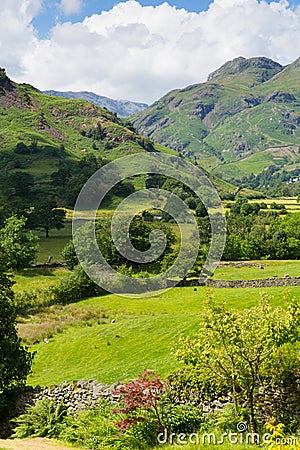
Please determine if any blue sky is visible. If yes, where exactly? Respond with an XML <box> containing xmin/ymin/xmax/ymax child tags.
<box><xmin>32</xmin><ymin>0</ymin><xmax>300</xmax><ymax>38</ymax></box>
<box><xmin>33</xmin><ymin>1</ymin><xmax>214</xmax><ymax>38</ymax></box>
<box><xmin>2</xmin><ymin>0</ymin><xmax>300</xmax><ymax>102</ymax></box>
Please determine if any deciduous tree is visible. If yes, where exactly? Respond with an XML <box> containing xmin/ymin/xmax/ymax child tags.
<box><xmin>0</xmin><ymin>215</ymin><xmax>38</xmax><ymax>269</ymax></box>
<box><xmin>174</xmin><ymin>295</ymin><xmax>300</xmax><ymax>434</ymax></box>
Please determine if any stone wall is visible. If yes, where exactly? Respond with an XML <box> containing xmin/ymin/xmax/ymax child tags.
<box><xmin>0</xmin><ymin>380</ymin><xmax>121</xmax><ymax>438</ymax></box>
<box><xmin>2</xmin><ymin>378</ymin><xmax>299</xmax><ymax>438</ymax></box>
<box><xmin>16</xmin><ymin>380</ymin><xmax>121</xmax><ymax>415</ymax></box>
<box><xmin>177</xmin><ymin>277</ymin><xmax>300</xmax><ymax>288</ymax></box>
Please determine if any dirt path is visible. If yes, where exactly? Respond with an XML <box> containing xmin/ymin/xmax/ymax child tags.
<box><xmin>0</xmin><ymin>438</ymin><xmax>79</xmax><ymax>450</ymax></box>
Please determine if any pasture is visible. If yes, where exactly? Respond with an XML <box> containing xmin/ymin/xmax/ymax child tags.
<box><xmin>24</xmin><ymin>282</ymin><xmax>299</xmax><ymax>387</ymax></box>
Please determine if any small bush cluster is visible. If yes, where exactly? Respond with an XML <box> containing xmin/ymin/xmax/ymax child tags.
<box><xmin>14</xmin><ymin>265</ymin><xmax>105</xmax><ymax>314</ymax></box>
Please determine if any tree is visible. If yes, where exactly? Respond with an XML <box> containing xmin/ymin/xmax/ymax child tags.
<box><xmin>61</xmin><ymin>240</ymin><xmax>78</xmax><ymax>270</ymax></box>
<box><xmin>72</xmin><ymin>215</ymin><xmax>176</xmax><ymax>272</ymax></box>
<box><xmin>0</xmin><ymin>215</ymin><xmax>38</xmax><ymax>269</ymax></box>
<box><xmin>0</xmin><ymin>264</ymin><xmax>34</xmax><ymax>394</ymax></box>
<box><xmin>174</xmin><ymin>295</ymin><xmax>300</xmax><ymax>434</ymax></box>
<box><xmin>8</xmin><ymin>172</ymin><xmax>34</xmax><ymax>197</ymax></box>
<box><xmin>28</xmin><ymin>200</ymin><xmax>66</xmax><ymax>237</ymax></box>
<box><xmin>112</xmin><ymin>371</ymin><xmax>165</xmax><ymax>434</ymax></box>
<box><xmin>50</xmin><ymin>168</ymin><xmax>71</xmax><ymax>188</ymax></box>
<box><xmin>195</xmin><ymin>202</ymin><xmax>208</xmax><ymax>217</ymax></box>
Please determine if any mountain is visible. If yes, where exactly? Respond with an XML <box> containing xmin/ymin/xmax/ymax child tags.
<box><xmin>42</xmin><ymin>90</ymin><xmax>148</xmax><ymax>118</ymax></box>
<box><xmin>0</xmin><ymin>68</ymin><xmax>239</xmax><ymax>206</ymax></box>
<box><xmin>132</xmin><ymin>56</ymin><xmax>300</xmax><ymax>183</ymax></box>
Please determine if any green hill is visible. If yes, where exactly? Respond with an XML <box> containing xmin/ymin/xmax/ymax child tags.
<box><xmin>132</xmin><ymin>56</ymin><xmax>300</xmax><ymax>183</ymax></box>
<box><xmin>0</xmin><ymin>67</ymin><xmax>157</xmax><ymax>165</ymax></box>
<box><xmin>42</xmin><ymin>90</ymin><xmax>148</xmax><ymax>118</ymax></box>
<box><xmin>0</xmin><ymin>68</ymin><xmax>238</xmax><ymax>205</ymax></box>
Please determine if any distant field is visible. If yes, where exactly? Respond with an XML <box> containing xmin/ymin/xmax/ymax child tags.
<box><xmin>249</xmin><ymin>196</ymin><xmax>300</xmax><ymax>212</ymax></box>
<box><xmin>224</xmin><ymin>196</ymin><xmax>300</xmax><ymax>213</ymax></box>
<box><xmin>214</xmin><ymin>260</ymin><xmax>300</xmax><ymax>280</ymax></box>
<box><xmin>38</xmin><ymin>197</ymin><xmax>299</xmax><ymax>265</ymax></box>
<box><xmin>28</xmin><ymin>284</ymin><xmax>299</xmax><ymax>386</ymax></box>
<box><xmin>35</xmin><ymin>221</ymin><xmax>72</xmax><ymax>263</ymax></box>
<box><xmin>13</xmin><ymin>267</ymin><xmax>69</xmax><ymax>293</ymax></box>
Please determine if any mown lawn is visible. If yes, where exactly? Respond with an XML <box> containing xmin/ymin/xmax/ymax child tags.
<box><xmin>27</xmin><ymin>284</ymin><xmax>299</xmax><ymax>387</ymax></box>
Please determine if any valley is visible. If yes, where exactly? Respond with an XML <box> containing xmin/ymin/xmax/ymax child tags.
<box><xmin>0</xmin><ymin>63</ymin><xmax>299</xmax><ymax>449</ymax></box>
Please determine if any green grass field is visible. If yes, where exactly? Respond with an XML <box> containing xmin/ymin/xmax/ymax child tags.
<box><xmin>27</xmin><ymin>284</ymin><xmax>299</xmax><ymax>387</ymax></box>
<box><xmin>35</xmin><ymin>221</ymin><xmax>72</xmax><ymax>263</ymax></box>
<box><xmin>18</xmin><ymin>215</ymin><xmax>300</xmax><ymax>388</ymax></box>
<box><xmin>214</xmin><ymin>260</ymin><xmax>300</xmax><ymax>280</ymax></box>
<box><xmin>13</xmin><ymin>267</ymin><xmax>70</xmax><ymax>293</ymax></box>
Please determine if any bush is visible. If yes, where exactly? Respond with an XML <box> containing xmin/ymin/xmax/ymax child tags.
<box><xmin>61</xmin><ymin>240</ymin><xmax>78</xmax><ymax>270</ymax></box>
<box><xmin>50</xmin><ymin>265</ymin><xmax>105</xmax><ymax>304</ymax></box>
<box><xmin>0</xmin><ymin>215</ymin><xmax>38</xmax><ymax>269</ymax></box>
<box><xmin>60</xmin><ymin>400</ymin><xmax>118</xmax><ymax>449</ymax></box>
<box><xmin>12</xmin><ymin>398</ymin><xmax>67</xmax><ymax>438</ymax></box>
<box><xmin>160</xmin><ymin>401</ymin><xmax>203</xmax><ymax>434</ymax></box>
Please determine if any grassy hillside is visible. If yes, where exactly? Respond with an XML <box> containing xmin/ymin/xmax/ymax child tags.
<box><xmin>0</xmin><ymin>68</ymin><xmax>238</xmax><ymax>204</ymax></box>
<box><xmin>19</xmin><ymin>275</ymin><xmax>298</xmax><ymax>386</ymax></box>
<box><xmin>0</xmin><ymin>69</ymin><xmax>157</xmax><ymax>164</ymax></box>
<box><xmin>132</xmin><ymin>56</ymin><xmax>300</xmax><ymax>181</ymax></box>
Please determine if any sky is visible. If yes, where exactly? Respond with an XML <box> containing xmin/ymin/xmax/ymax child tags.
<box><xmin>1</xmin><ymin>0</ymin><xmax>300</xmax><ymax>104</ymax></box>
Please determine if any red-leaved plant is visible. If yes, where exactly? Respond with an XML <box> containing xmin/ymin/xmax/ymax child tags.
<box><xmin>112</xmin><ymin>371</ymin><xmax>165</xmax><ymax>433</ymax></box>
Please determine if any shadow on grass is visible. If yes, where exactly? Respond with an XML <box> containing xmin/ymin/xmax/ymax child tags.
<box><xmin>15</xmin><ymin>268</ymin><xmax>57</xmax><ymax>278</ymax></box>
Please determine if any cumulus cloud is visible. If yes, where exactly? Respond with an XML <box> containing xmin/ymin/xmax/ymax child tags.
<box><xmin>1</xmin><ymin>0</ymin><xmax>300</xmax><ymax>103</ymax></box>
<box><xmin>0</xmin><ymin>0</ymin><xmax>41</xmax><ymax>76</ymax></box>
<box><xmin>59</xmin><ymin>0</ymin><xmax>83</xmax><ymax>15</ymax></box>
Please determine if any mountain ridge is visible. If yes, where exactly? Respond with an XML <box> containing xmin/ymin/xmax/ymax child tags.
<box><xmin>0</xmin><ymin>68</ymin><xmax>238</xmax><ymax>206</ymax></box>
<box><xmin>132</xmin><ymin>56</ymin><xmax>300</xmax><ymax>183</ymax></box>
<box><xmin>42</xmin><ymin>90</ymin><xmax>148</xmax><ymax>118</ymax></box>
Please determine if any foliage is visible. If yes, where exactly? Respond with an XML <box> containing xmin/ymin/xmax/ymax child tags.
<box><xmin>50</xmin><ymin>264</ymin><xmax>104</xmax><ymax>304</ymax></box>
<box><xmin>28</xmin><ymin>199</ymin><xmax>66</xmax><ymax>238</ymax></box>
<box><xmin>112</xmin><ymin>371</ymin><xmax>165</xmax><ymax>435</ymax></box>
<box><xmin>167</xmin><ymin>367</ymin><xmax>225</xmax><ymax>405</ymax></box>
<box><xmin>12</xmin><ymin>398</ymin><xmax>67</xmax><ymax>438</ymax></box>
<box><xmin>73</xmin><ymin>215</ymin><xmax>176</xmax><ymax>273</ymax></box>
<box><xmin>7</xmin><ymin>171</ymin><xmax>34</xmax><ymax>197</ymax></box>
<box><xmin>0</xmin><ymin>265</ymin><xmax>34</xmax><ymax>395</ymax></box>
<box><xmin>223</xmin><ymin>198</ymin><xmax>300</xmax><ymax>260</ymax></box>
<box><xmin>59</xmin><ymin>399</ymin><xmax>118</xmax><ymax>449</ymax></box>
<box><xmin>265</xmin><ymin>417</ymin><xmax>300</xmax><ymax>450</ymax></box>
<box><xmin>111</xmin><ymin>371</ymin><xmax>203</xmax><ymax>447</ymax></box>
<box><xmin>174</xmin><ymin>294</ymin><xmax>300</xmax><ymax>433</ymax></box>
<box><xmin>211</xmin><ymin>404</ymin><xmax>249</xmax><ymax>433</ymax></box>
<box><xmin>61</xmin><ymin>240</ymin><xmax>78</xmax><ymax>270</ymax></box>
<box><xmin>160</xmin><ymin>401</ymin><xmax>203</xmax><ymax>435</ymax></box>
<box><xmin>0</xmin><ymin>215</ymin><xmax>38</xmax><ymax>269</ymax></box>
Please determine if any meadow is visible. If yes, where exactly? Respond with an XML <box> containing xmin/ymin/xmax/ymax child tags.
<box><xmin>13</xmin><ymin>219</ymin><xmax>299</xmax><ymax>387</ymax></box>
<box><xmin>15</xmin><ymin>276</ymin><xmax>298</xmax><ymax>386</ymax></box>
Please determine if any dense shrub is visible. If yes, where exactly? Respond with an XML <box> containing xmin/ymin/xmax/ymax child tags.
<box><xmin>12</xmin><ymin>398</ymin><xmax>67</xmax><ymax>438</ymax></box>
<box><xmin>14</xmin><ymin>265</ymin><xmax>105</xmax><ymax>314</ymax></box>
<box><xmin>60</xmin><ymin>400</ymin><xmax>118</xmax><ymax>449</ymax></box>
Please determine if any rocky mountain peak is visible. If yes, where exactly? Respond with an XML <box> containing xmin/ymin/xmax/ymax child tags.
<box><xmin>207</xmin><ymin>56</ymin><xmax>283</xmax><ymax>81</ymax></box>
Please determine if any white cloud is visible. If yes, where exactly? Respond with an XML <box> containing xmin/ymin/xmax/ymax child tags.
<box><xmin>59</xmin><ymin>0</ymin><xmax>83</xmax><ymax>15</ymax></box>
<box><xmin>0</xmin><ymin>0</ymin><xmax>41</xmax><ymax>76</ymax></box>
<box><xmin>1</xmin><ymin>0</ymin><xmax>300</xmax><ymax>103</ymax></box>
